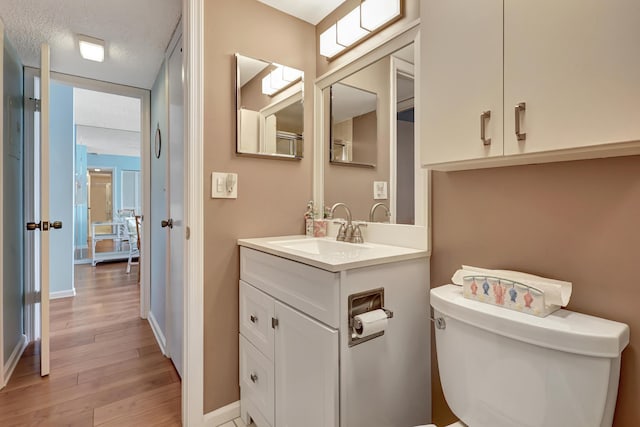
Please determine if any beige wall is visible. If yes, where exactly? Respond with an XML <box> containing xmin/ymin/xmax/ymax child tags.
<box><xmin>203</xmin><ymin>0</ymin><xmax>315</xmax><ymax>412</ymax></box>
<box><xmin>430</xmin><ymin>156</ymin><xmax>640</xmax><ymax>426</ymax></box>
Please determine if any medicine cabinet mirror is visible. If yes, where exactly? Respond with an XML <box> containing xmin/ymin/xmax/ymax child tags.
<box><xmin>235</xmin><ymin>53</ymin><xmax>304</xmax><ymax>159</ymax></box>
<box><xmin>322</xmin><ymin>42</ymin><xmax>420</xmax><ymax>224</ymax></box>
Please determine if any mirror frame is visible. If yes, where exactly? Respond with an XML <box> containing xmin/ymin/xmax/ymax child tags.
<box><xmin>313</xmin><ymin>20</ymin><xmax>428</xmax><ymax>228</ymax></box>
<box><xmin>235</xmin><ymin>53</ymin><xmax>305</xmax><ymax>160</ymax></box>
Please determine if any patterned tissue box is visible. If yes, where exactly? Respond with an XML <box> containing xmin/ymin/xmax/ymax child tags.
<box><xmin>462</xmin><ymin>275</ymin><xmax>560</xmax><ymax>317</ymax></box>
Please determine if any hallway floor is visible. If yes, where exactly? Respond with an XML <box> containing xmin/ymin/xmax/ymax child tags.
<box><xmin>0</xmin><ymin>262</ymin><xmax>181</xmax><ymax>426</ymax></box>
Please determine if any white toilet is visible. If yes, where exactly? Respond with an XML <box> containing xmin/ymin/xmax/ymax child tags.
<box><xmin>418</xmin><ymin>284</ymin><xmax>630</xmax><ymax>427</ymax></box>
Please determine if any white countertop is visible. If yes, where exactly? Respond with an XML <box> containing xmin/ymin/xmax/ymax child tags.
<box><xmin>237</xmin><ymin>235</ymin><xmax>428</xmax><ymax>272</ymax></box>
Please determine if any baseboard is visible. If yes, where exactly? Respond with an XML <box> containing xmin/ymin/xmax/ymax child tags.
<box><xmin>147</xmin><ymin>310</ymin><xmax>167</xmax><ymax>356</ymax></box>
<box><xmin>203</xmin><ymin>400</ymin><xmax>240</xmax><ymax>427</ymax></box>
<box><xmin>2</xmin><ymin>334</ymin><xmax>28</xmax><ymax>388</ymax></box>
<box><xmin>50</xmin><ymin>288</ymin><xmax>76</xmax><ymax>300</ymax></box>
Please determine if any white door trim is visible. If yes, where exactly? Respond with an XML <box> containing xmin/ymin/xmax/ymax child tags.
<box><xmin>36</xmin><ymin>70</ymin><xmax>152</xmax><ymax>319</ymax></box>
<box><xmin>184</xmin><ymin>0</ymin><xmax>205</xmax><ymax>425</ymax></box>
<box><xmin>0</xmin><ymin>19</ymin><xmax>5</xmax><ymax>388</ymax></box>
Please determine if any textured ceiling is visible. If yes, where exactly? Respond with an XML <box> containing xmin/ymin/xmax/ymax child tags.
<box><xmin>0</xmin><ymin>0</ymin><xmax>181</xmax><ymax>89</ymax></box>
<box><xmin>256</xmin><ymin>0</ymin><xmax>346</xmax><ymax>24</ymax></box>
<box><xmin>74</xmin><ymin>88</ymin><xmax>141</xmax><ymax>157</ymax></box>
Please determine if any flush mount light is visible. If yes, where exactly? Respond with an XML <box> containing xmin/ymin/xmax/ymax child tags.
<box><xmin>319</xmin><ymin>0</ymin><xmax>402</xmax><ymax>60</ymax></box>
<box><xmin>78</xmin><ymin>34</ymin><xmax>105</xmax><ymax>62</ymax></box>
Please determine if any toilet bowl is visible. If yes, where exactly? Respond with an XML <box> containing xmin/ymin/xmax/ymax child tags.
<box><xmin>426</xmin><ymin>284</ymin><xmax>629</xmax><ymax>427</ymax></box>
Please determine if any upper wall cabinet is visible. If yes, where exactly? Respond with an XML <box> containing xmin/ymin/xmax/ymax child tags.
<box><xmin>421</xmin><ymin>0</ymin><xmax>640</xmax><ymax>169</ymax></box>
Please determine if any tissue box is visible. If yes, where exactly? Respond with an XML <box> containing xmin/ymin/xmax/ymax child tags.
<box><xmin>462</xmin><ymin>275</ymin><xmax>560</xmax><ymax>317</ymax></box>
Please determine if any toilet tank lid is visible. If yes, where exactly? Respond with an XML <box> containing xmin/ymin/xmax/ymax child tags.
<box><xmin>431</xmin><ymin>285</ymin><xmax>630</xmax><ymax>358</ymax></box>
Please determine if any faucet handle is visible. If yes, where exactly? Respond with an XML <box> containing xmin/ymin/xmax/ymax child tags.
<box><xmin>351</xmin><ymin>222</ymin><xmax>367</xmax><ymax>244</ymax></box>
<box><xmin>334</xmin><ymin>221</ymin><xmax>347</xmax><ymax>241</ymax></box>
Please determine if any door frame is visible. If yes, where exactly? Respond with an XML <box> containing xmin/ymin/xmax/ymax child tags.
<box><xmin>183</xmin><ymin>0</ymin><xmax>205</xmax><ymax>424</ymax></box>
<box><xmin>23</xmin><ymin>70</ymin><xmax>151</xmax><ymax>335</ymax></box>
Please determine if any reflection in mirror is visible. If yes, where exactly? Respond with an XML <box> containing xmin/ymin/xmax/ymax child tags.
<box><xmin>324</xmin><ymin>43</ymin><xmax>417</xmax><ymax>224</ymax></box>
<box><xmin>235</xmin><ymin>53</ymin><xmax>304</xmax><ymax>159</ymax></box>
<box><xmin>330</xmin><ymin>83</ymin><xmax>377</xmax><ymax>166</ymax></box>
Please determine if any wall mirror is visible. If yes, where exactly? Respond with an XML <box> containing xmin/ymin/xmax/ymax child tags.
<box><xmin>319</xmin><ymin>39</ymin><xmax>422</xmax><ymax>225</ymax></box>
<box><xmin>330</xmin><ymin>83</ymin><xmax>377</xmax><ymax>166</ymax></box>
<box><xmin>235</xmin><ymin>53</ymin><xmax>304</xmax><ymax>159</ymax></box>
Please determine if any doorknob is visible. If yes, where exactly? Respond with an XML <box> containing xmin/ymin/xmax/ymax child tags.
<box><xmin>161</xmin><ymin>218</ymin><xmax>174</xmax><ymax>229</ymax></box>
<box><xmin>26</xmin><ymin>222</ymin><xmax>41</xmax><ymax>231</ymax></box>
<box><xmin>26</xmin><ymin>221</ymin><xmax>63</xmax><ymax>231</ymax></box>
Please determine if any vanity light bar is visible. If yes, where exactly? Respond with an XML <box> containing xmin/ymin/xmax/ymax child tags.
<box><xmin>261</xmin><ymin>64</ymin><xmax>303</xmax><ymax>96</ymax></box>
<box><xmin>320</xmin><ymin>0</ymin><xmax>402</xmax><ymax>59</ymax></box>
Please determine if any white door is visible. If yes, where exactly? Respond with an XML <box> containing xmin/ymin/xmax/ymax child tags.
<box><xmin>24</xmin><ymin>45</ymin><xmax>54</xmax><ymax>376</ymax></box>
<box><xmin>166</xmin><ymin>35</ymin><xmax>184</xmax><ymax>378</ymax></box>
<box><xmin>274</xmin><ymin>301</ymin><xmax>339</xmax><ymax>427</ymax></box>
<box><xmin>421</xmin><ymin>0</ymin><xmax>503</xmax><ymax>165</ymax></box>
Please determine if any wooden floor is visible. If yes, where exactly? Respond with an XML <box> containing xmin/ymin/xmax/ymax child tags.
<box><xmin>0</xmin><ymin>262</ymin><xmax>181</xmax><ymax>426</ymax></box>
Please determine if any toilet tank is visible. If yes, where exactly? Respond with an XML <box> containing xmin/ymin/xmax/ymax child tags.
<box><xmin>431</xmin><ymin>285</ymin><xmax>629</xmax><ymax>427</ymax></box>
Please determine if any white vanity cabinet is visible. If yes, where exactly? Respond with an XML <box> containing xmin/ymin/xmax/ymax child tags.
<box><xmin>238</xmin><ymin>241</ymin><xmax>430</xmax><ymax>427</ymax></box>
<box><xmin>239</xmin><ymin>248</ymin><xmax>340</xmax><ymax>427</ymax></box>
<box><xmin>421</xmin><ymin>0</ymin><xmax>640</xmax><ymax>169</ymax></box>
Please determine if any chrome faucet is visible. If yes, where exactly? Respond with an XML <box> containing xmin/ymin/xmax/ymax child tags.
<box><xmin>329</xmin><ymin>202</ymin><xmax>353</xmax><ymax>242</ymax></box>
<box><xmin>369</xmin><ymin>203</ymin><xmax>391</xmax><ymax>222</ymax></box>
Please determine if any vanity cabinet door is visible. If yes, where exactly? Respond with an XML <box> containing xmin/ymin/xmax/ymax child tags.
<box><xmin>504</xmin><ymin>0</ymin><xmax>640</xmax><ymax>155</ymax></box>
<box><xmin>274</xmin><ymin>301</ymin><xmax>339</xmax><ymax>427</ymax></box>
<box><xmin>240</xmin><ymin>280</ymin><xmax>275</xmax><ymax>360</ymax></box>
<box><xmin>421</xmin><ymin>0</ymin><xmax>504</xmax><ymax>166</ymax></box>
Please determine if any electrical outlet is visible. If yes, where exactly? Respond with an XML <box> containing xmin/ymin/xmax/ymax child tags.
<box><xmin>373</xmin><ymin>181</ymin><xmax>388</xmax><ymax>200</ymax></box>
<box><xmin>211</xmin><ymin>172</ymin><xmax>238</xmax><ymax>199</ymax></box>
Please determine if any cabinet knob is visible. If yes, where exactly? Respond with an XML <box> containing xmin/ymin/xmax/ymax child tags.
<box><xmin>250</xmin><ymin>314</ymin><xmax>258</xmax><ymax>323</ymax></box>
<box><xmin>250</xmin><ymin>372</ymin><xmax>258</xmax><ymax>383</ymax></box>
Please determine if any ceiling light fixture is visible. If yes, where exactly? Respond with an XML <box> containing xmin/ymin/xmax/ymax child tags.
<box><xmin>319</xmin><ymin>0</ymin><xmax>402</xmax><ymax>60</ymax></box>
<box><xmin>78</xmin><ymin>34</ymin><xmax>105</xmax><ymax>62</ymax></box>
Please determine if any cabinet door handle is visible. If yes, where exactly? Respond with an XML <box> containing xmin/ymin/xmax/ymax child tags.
<box><xmin>515</xmin><ymin>102</ymin><xmax>527</xmax><ymax>141</ymax></box>
<box><xmin>250</xmin><ymin>314</ymin><xmax>258</xmax><ymax>323</ymax></box>
<box><xmin>250</xmin><ymin>372</ymin><xmax>258</xmax><ymax>383</ymax></box>
<box><xmin>480</xmin><ymin>110</ymin><xmax>491</xmax><ymax>145</ymax></box>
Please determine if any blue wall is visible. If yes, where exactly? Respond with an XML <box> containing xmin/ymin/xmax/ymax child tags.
<box><xmin>49</xmin><ymin>81</ymin><xmax>74</xmax><ymax>295</ymax></box>
<box><xmin>3</xmin><ymin>35</ymin><xmax>24</xmax><ymax>364</ymax></box>
<box><xmin>74</xmin><ymin>144</ymin><xmax>88</xmax><ymax>249</ymax></box>
<box><xmin>149</xmin><ymin>61</ymin><xmax>168</xmax><ymax>339</ymax></box>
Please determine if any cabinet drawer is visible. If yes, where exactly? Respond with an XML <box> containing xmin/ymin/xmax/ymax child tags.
<box><xmin>240</xmin><ymin>280</ymin><xmax>274</xmax><ymax>360</ymax></box>
<box><xmin>240</xmin><ymin>335</ymin><xmax>274</xmax><ymax>427</ymax></box>
<box><xmin>240</xmin><ymin>247</ymin><xmax>340</xmax><ymax>328</ymax></box>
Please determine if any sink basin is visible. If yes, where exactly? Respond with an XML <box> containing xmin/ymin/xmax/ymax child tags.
<box><xmin>238</xmin><ymin>236</ymin><xmax>427</xmax><ymax>272</ymax></box>
<box><xmin>272</xmin><ymin>238</ymin><xmax>371</xmax><ymax>256</ymax></box>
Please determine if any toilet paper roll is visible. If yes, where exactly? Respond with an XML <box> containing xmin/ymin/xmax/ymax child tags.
<box><xmin>353</xmin><ymin>309</ymin><xmax>388</xmax><ymax>338</ymax></box>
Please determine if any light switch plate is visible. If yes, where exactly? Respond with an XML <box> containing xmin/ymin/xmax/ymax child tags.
<box><xmin>373</xmin><ymin>181</ymin><xmax>388</xmax><ymax>200</ymax></box>
<box><xmin>211</xmin><ymin>172</ymin><xmax>238</xmax><ymax>199</ymax></box>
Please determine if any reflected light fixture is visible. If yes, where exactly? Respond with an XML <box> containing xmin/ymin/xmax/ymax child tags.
<box><xmin>261</xmin><ymin>64</ymin><xmax>303</xmax><ymax>96</ymax></box>
<box><xmin>319</xmin><ymin>0</ymin><xmax>402</xmax><ymax>60</ymax></box>
<box><xmin>78</xmin><ymin>34</ymin><xmax>105</xmax><ymax>62</ymax></box>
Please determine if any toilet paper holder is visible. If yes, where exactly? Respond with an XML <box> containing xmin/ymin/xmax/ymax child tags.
<box><xmin>348</xmin><ymin>288</ymin><xmax>394</xmax><ymax>347</ymax></box>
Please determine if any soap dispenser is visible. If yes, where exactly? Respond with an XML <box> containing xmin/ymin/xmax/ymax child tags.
<box><xmin>304</xmin><ymin>201</ymin><xmax>314</xmax><ymax>236</ymax></box>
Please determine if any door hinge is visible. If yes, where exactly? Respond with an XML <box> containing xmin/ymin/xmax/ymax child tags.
<box><xmin>24</xmin><ymin>291</ymin><xmax>41</xmax><ymax>305</ymax></box>
<box><xmin>186</xmin><ymin>226</ymin><xmax>190</xmax><ymax>240</ymax></box>
<box><xmin>26</xmin><ymin>97</ymin><xmax>41</xmax><ymax>112</ymax></box>
<box><xmin>271</xmin><ymin>317</ymin><xmax>279</xmax><ymax>329</ymax></box>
